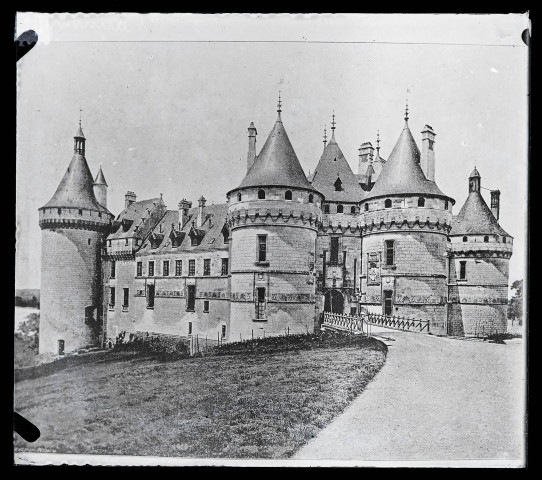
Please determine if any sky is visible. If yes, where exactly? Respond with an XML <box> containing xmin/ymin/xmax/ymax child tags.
<box><xmin>15</xmin><ymin>13</ymin><xmax>529</xmax><ymax>290</ymax></box>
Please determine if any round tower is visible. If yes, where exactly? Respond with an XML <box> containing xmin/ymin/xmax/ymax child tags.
<box><xmin>360</xmin><ymin>108</ymin><xmax>455</xmax><ymax>334</ymax></box>
<box><xmin>38</xmin><ymin>121</ymin><xmax>113</xmax><ymax>355</ymax></box>
<box><xmin>226</xmin><ymin>96</ymin><xmax>323</xmax><ymax>341</ymax></box>
<box><xmin>447</xmin><ymin>168</ymin><xmax>513</xmax><ymax>336</ymax></box>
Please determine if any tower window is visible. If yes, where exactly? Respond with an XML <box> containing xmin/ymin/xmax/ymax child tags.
<box><xmin>237</xmin><ymin>192</ymin><xmax>242</xmax><ymax>201</ymax></box>
<box><xmin>221</xmin><ymin>258</ymin><xmax>229</xmax><ymax>276</ymax></box>
<box><xmin>188</xmin><ymin>322</ymin><xmax>193</xmax><ymax>335</ymax></box>
<box><xmin>364</xmin><ymin>203</ymin><xmax>369</xmax><ymax>212</ymax></box>
<box><xmin>308</xmin><ymin>194</ymin><xmax>314</xmax><ymax>204</ymax></box>
<box><xmin>503</xmin><ymin>237</ymin><xmax>507</xmax><ymax>243</ymax></box>
<box><xmin>221</xmin><ymin>325</ymin><xmax>227</xmax><ymax>339</ymax></box>
<box><xmin>255</xmin><ymin>287</ymin><xmax>266</xmax><ymax>320</ymax></box>
<box><xmin>258</xmin><ymin>189</ymin><xmax>265</xmax><ymax>199</ymax></box>
<box><xmin>137</xmin><ymin>262</ymin><xmax>142</xmax><ymax>277</ymax></box>
<box><xmin>418</xmin><ymin>197</ymin><xmax>425</xmax><ymax>207</ymax></box>
<box><xmin>123</xmin><ymin>288</ymin><xmax>129</xmax><ymax>308</ymax></box>
<box><xmin>58</xmin><ymin>340</ymin><xmax>65</xmax><ymax>356</ymax></box>
<box><xmin>186</xmin><ymin>285</ymin><xmax>196</xmax><ymax>311</ymax></box>
<box><xmin>88</xmin><ymin>239</ymin><xmax>91</xmax><ymax>245</ymax></box>
<box><xmin>337</xmin><ymin>204</ymin><xmax>343</xmax><ymax>213</ymax></box>
<box><xmin>148</xmin><ymin>261</ymin><xmax>154</xmax><ymax>277</ymax></box>
<box><xmin>459</xmin><ymin>261</ymin><xmax>467</xmax><ymax>280</ymax></box>
<box><xmin>58</xmin><ymin>208</ymin><xmax>62</xmax><ymax>215</ymax></box>
<box><xmin>203</xmin><ymin>300</ymin><xmax>209</xmax><ymax>313</ymax></box>
<box><xmin>350</xmin><ymin>206</ymin><xmax>356</xmax><ymax>214</ymax></box>
<box><xmin>258</xmin><ymin>235</ymin><xmax>267</xmax><ymax>262</ymax></box>
<box><xmin>444</xmin><ymin>200</ymin><xmax>449</xmax><ymax>210</ymax></box>
<box><xmin>385</xmin><ymin>240</ymin><xmax>395</xmax><ymax>266</ymax></box>
<box><xmin>98</xmin><ymin>212</ymin><xmax>102</xmax><ymax>218</ymax></box>
<box><xmin>163</xmin><ymin>260</ymin><xmax>169</xmax><ymax>276</ymax></box>
<box><xmin>285</xmin><ymin>190</ymin><xmax>292</xmax><ymax>200</ymax></box>
<box><xmin>175</xmin><ymin>260</ymin><xmax>182</xmax><ymax>276</ymax></box>
<box><xmin>203</xmin><ymin>259</ymin><xmax>211</xmax><ymax>276</ymax></box>
<box><xmin>484</xmin><ymin>236</ymin><xmax>489</xmax><ymax>243</ymax></box>
<box><xmin>188</xmin><ymin>259</ymin><xmax>195</xmax><ymax>276</ymax></box>
<box><xmin>334</xmin><ymin>177</ymin><xmax>343</xmax><ymax>191</ymax></box>
<box><xmin>79</xmin><ymin>209</ymin><xmax>83</xmax><ymax>215</ymax></box>
<box><xmin>324</xmin><ymin>204</ymin><xmax>330</xmax><ymax>214</ymax></box>
<box><xmin>329</xmin><ymin>237</ymin><xmax>339</xmax><ymax>265</ymax></box>
<box><xmin>463</xmin><ymin>236</ymin><xmax>468</xmax><ymax>242</ymax></box>
<box><xmin>110</xmin><ymin>261</ymin><xmax>116</xmax><ymax>279</ymax></box>
<box><xmin>146</xmin><ymin>284</ymin><xmax>155</xmax><ymax>308</ymax></box>
<box><xmin>109</xmin><ymin>287</ymin><xmax>116</xmax><ymax>307</ymax></box>
<box><xmin>385</xmin><ymin>199</ymin><xmax>392</xmax><ymax>208</ymax></box>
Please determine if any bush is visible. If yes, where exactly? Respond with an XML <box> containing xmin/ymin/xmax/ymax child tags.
<box><xmin>112</xmin><ymin>331</ymin><xmax>190</xmax><ymax>359</ymax></box>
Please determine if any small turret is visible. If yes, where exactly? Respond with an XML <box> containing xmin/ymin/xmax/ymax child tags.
<box><xmin>247</xmin><ymin>122</ymin><xmax>258</xmax><ymax>172</ymax></box>
<box><xmin>93</xmin><ymin>165</ymin><xmax>108</xmax><ymax>208</ymax></box>
<box><xmin>178</xmin><ymin>198</ymin><xmax>192</xmax><ymax>229</ymax></box>
<box><xmin>421</xmin><ymin>124</ymin><xmax>436</xmax><ymax>181</ymax></box>
<box><xmin>358</xmin><ymin>142</ymin><xmax>374</xmax><ymax>174</ymax></box>
<box><xmin>469</xmin><ymin>167</ymin><xmax>481</xmax><ymax>193</ymax></box>
<box><xmin>491</xmin><ymin>190</ymin><xmax>501</xmax><ymax>222</ymax></box>
<box><xmin>125</xmin><ymin>191</ymin><xmax>137</xmax><ymax>209</ymax></box>
<box><xmin>197</xmin><ymin>195</ymin><xmax>206</xmax><ymax>227</ymax></box>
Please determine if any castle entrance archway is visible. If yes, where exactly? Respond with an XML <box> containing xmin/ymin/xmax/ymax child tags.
<box><xmin>324</xmin><ymin>289</ymin><xmax>344</xmax><ymax>314</ymax></box>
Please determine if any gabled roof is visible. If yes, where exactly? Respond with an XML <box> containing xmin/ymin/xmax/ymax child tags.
<box><xmin>108</xmin><ymin>197</ymin><xmax>164</xmax><ymax>240</ymax></box>
<box><xmin>310</xmin><ymin>137</ymin><xmax>365</xmax><ymax>202</ymax></box>
<box><xmin>137</xmin><ymin>203</ymin><xmax>230</xmax><ymax>255</ymax></box>
<box><xmin>94</xmin><ymin>166</ymin><xmax>108</xmax><ymax>186</ymax></box>
<box><xmin>41</xmin><ymin>153</ymin><xmax>109</xmax><ymax>213</ymax></box>
<box><xmin>363</xmin><ymin>121</ymin><xmax>452</xmax><ymax>202</ymax></box>
<box><xmin>450</xmin><ymin>191</ymin><xmax>511</xmax><ymax>237</ymax></box>
<box><xmin>232</xmin><ymin>116</ymin><xmax>316</xmax><ymax>192</ymax></box>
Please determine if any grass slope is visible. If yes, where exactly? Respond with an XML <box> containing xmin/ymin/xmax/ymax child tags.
<box><xmin>14</xmin><ymin>337</ymin><xmax>386</xmax><ymax>459</ymax></box>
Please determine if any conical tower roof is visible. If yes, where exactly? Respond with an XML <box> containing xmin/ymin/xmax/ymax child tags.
<box><xmin>94</xmin><ymin>165</ymin><xmax>108</xmax><ymax>186</ymax></box>
<box><xmin>75</xmin><ymin>123</ymin><xmax>85</xmax><ymax>139</ymax></box>
<box><xmin>233</xmin><ymin>115</ymin><xmax>316</xmax><ymax>192</ymax></box>
<box><xmin>310</xmin><ymin>137</ymin><xmax>365</xmax><ymax>202</ymax></box>
<box><xmin>41</xmin><ymin>153</ymin><xmax>108</xmax><ymax>212</ymax></box>
<box><xmin>450</xmin><ymin>186</ymin><xmax>510</xmax><ymax>237</ymax></box>
<box><xmin>364</xmin><ymin>120</ymin><xmax>451</xmax><ymax>201</ymax></box>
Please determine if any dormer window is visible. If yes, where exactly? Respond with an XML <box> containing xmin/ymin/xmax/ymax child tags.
<box><xmin>285</xmin><ymin>190</ymin><xmax>292</xmax><ymax>200</ymax></box>
<box><xmin>308</xmin><ymin>194</ymin><xmax>313</xmax><ymax>204</ymax></box>
<box><xmin>418</xmin><ymin>197</ymin><xmax>425</xmax><ymax>207</ymax></box>
<box><xmin>384</xmin><ymin>199</ymin><xmax>392</xmax><ymax>209</ymax></box>
<box><xmin>336</xmin><ymin>204</ymin><xmax>343</xmax><ymax>214</ymax></box>
<box><xmin>237</xmin><ymin>192</ymin><xmax>242</xmax><ymax>202</ymax></box>
<box><xmin>334</xmin><ymin>177</ymin><xmax>343</xmax><ymax>191</ymax></box>
<box><xmin>258</xmin><ymin>189</ymin><xmax>265</xmax><ymax>199</ymax></box>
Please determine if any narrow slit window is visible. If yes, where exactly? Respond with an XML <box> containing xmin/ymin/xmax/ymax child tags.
<box><xmin>148</xmin><ymin>261</ymin><xmax>154</xmax><ymax>277</ymax></box>
<box><xmin>203</xmin><ymin>300</ymin><xmax>209</xmax><ymax>313</ymax></box>
<box><xmin>123</xmin><ymin>288</ymin><xmax>129</xmax><ymax>308</ymax></box>
<box><xmin>385</xmin><ymin>240</ymin><xmax>395</xmax><ymax>266</ymax></box>
<box><xmin>308</xmin><ymin>194</ymin><xmax>314</xmax><ymax>204</ymax></box>
<box><xmin>255</xmin><ymin>287</ymin><xmax>266</xmax><ymax>319</ymax></box>
<box><xmin>136</xmin><ymin>262</ymin><xmax>142</xmax><ymax>277</ymax></box>
<box><xmin>188</xmin><ymin>259</ymin><xmax>195</xmax><ymax>276</ymax></box>
<box><xmin>163</xmin><ymin>260</ymin><xmax>169</xmax><ymax>276</ymax></box>
<box><xmin>258</xmin><ymin>235</ymin><xmax>267</xmax><ymax>262</ymax></box>
<box><xmin>459</xmin><ymin>261</ymin><xmax>467</xmax><ymax>280</ymax></box>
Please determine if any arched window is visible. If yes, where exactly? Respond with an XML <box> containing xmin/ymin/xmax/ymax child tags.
<box><xmin>364</xmin><ymin>203</ymin><xmax>369</xmax><ymax>212</ymax></box>
<box><xmin>463</xmin><ymin>236</ymin><xmax>468</xmax><ymax>242</ymax></box>
<box><xmin>308</xmin><ymin>193</ymin><xmax>313</xmax><ymax>204</ymax></box>
<box><xmin>350</xmin><ymin>206</ymin><xmax>356</xmax><ymax>214</ymax></box>
<box><xmin>258</xmin><ymin>189</ymin><xmax>265</xmax><ymax>199</ymax></box>
<box><xmin>285</xmin><ymin>190</ymin><xmax>292</xmax><ymax>200</ymax></box>
<box><xmin>444</xmin><ymin>200</ymin><xmax>449</xmax><ymax>210</ymax></box>
<box><xmin>237</xmin><ymin>192</ymin><xmax>242</xmax><ymax>202</ymax></box>
<box><xmin>337</xmin><ymin>204</ymin><xmax>343</xmax><ymax>213</ymax></box>
<box><xmin>418</xmin><ymin>197</ymin><xmax>425</xmax><ymax>207</ymax></box>
<box><xmin>484</xmin><ymin>236</ymin><xmax>489</xmax><ymax>243</ymax></box>
<box><xmin>324</xmin><ymin>204</ymin><xmax>330</xmax><ymax>214</ymax></box>
<box><xmin>384</xmin><ymin>199</ymin><xmax>392</xmax><ymax>208</ymax></box>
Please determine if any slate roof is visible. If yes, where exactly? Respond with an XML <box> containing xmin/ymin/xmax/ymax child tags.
<box><xmin>75</xmin><ymin>124</ymin><xmax>85</xmax><ymax>139</ymax></box>
<box><xmin>310</xmin><ymin>136</ymin><xmax>365</xmax><ymax>202</ymax></box>
<box><xmin>138</xmin><ymin>203</ymin><xmax>230</xmax><ymax>254</ymax></box>
<box><xmin>94</xmin><ymin>166</ymin><xmax>108</xmax><ymax>186</ymax></box>
<box><xmin>450</xmin><ymin>191</ymin><xmax>511</xmax><ymax>237</ymax></box>
<box><xmin>41</xmin><ymin>153</ymin><xmax>110</xmax><ymax>213</ymax></box>
<box><xmin>232</xmin><ymin>115</ymin><xmax>316</xmax><ymax>192</ymax></box>
<box><xmin>363</xmin><ymin>121</ymin><xmax>453</xmax><ymax>202</ymax></box>
<box><xmin>108</xmin><ymin>198</ymin><xmax>163</xmax><ymax>240</ymax></box>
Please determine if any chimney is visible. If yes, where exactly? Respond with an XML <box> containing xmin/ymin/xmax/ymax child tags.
<box><xmin>358</xmin><ymin>142</ymin><xmax>374</xmax><ymax>174</ymax></box>
<box><xmin>197</xmin><ymin>195</ymin><xmax>206</xmax><ymax>227</ymax></box>
<box><xmin>421</xmin><ymin>125</ymin><xmax>436</xmax><ymax>181</ymax></box>
<box><xmin>247</xmin><ymin>122</ymin><xmax>257</xmax><ymax>172</ymax></box>
<box><xmin>178</xmin><ymin>198</ymin><xmax>192</xmax><ymax>229</ymax></box>
<box><xmin>125</xmin><ymin>191</ymin><xmax>136</xmax><ymax>209</ymax></box>
<box><xmin>490</xmin><ymin>190</ymin><xmax>501</xmax><ymax>222</ymax></box>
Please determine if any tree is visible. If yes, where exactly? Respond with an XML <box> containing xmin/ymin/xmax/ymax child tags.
<box><xmin>507</xmin><ymin>279</ymin><xmax>523</xmax><ymax>326</ymax></box>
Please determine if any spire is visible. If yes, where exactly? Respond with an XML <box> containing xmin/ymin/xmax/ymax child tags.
<box><xmin>74</xmin><ymin>109</ymin><xmax>86</xmax><ymax>155</ymax></box>
<box><xmin>323</xmin><ymin>125</ymin><xmax>327</xmax><ymax>147</ymax></box>
<box><xmin>376</xmin><ymin>130</ymin><xmax>381</xmax><ymax>153</ymax></box>
<box><xmin>404</xmin><ymin>88</ymin><xmax>410</xmax><ymax>126</ymax></box>
<box><xmin>331</xmin><ymin>111</ymin><xmax>336</xmax><ymax>140</ymax></box>
<box><xmin>469</xmin><ymin>166</ymin><xmax>481</xmax><ymax>193</ymax></box>
<box><xmin>277</xmin><ymin>91</ymin><xmax>282</xmax><ymax>121</ymax></box>
<box><xmin>93</xmin><ymin>164</ymin><xmax>108</xmax><ymax>186</ymax></box>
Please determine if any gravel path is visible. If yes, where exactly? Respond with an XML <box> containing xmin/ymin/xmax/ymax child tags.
<box><xmin>294</xmin><ymin>329</ymin><xmax>525</xmax><ymax>464</ymax></box>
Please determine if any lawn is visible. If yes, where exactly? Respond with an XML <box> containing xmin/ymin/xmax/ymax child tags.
<box><xmin>14</xmin><ymin>336</ymin><xmax>387</xmax><ymax>459</ymax></box>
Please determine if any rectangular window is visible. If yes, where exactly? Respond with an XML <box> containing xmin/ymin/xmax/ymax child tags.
<box><xmin>459</xmin><ymin>261</ymin><xmax>467</xmax><ymax>280</ymax></box>
<box><xmin>175</xmin><ymin>260</ymin><xmax>182</xmax><ymax>276</ymax></box>
<box><xmin>258</xmin><ymin>235</ymin><xmax>267</xmax><ymax>262</ymax></box>
<box><xmin>383</xmin><ymin>290</ymin><xmax>393</xmax><ymax>316</ymax></box>
<box><xmin>203</xmin><ymin>300</ymin><xmax>209</xmax><ymax>313</ymax></box>
<box><xmin>148</xmin><ymin>261</ymin><xmax>154</xmax><ymax>277</ymax></box>
<box><xmin>255</xmin><ymin>287</ymin><xmax>266</xmax><ymax>319</ymax></box>
<box><xmin>123</xmin><ymin>288</ymin><xmax>129</xmax><ymax>308</ymax></box>
<box><xmin>163</xmin><ymin>260</ymin><xmax>169</xmax><ymax>276</ymax></box>
<box><xmin>221</xmin><ymin>258</ymin><xmax>229</xmax><ymax>276</ymax></box>
<box><xmin>187</xmin><ymin>285</ymin><xmax>196</xmax><ymax>311</ymax></box>
<box><xmin>330</xmin><ymin>237</ymin><xmax>339</xmax><ymax>264</ymax></box>
<box><xmin>136</xmin><ymin>262</ymin><xmax>142</xmax><ymax>277</ymax></box>
<box><xmin>125</xmin><ymin>238</ymin><xmax>129</xmax><ymax>246</ymax></box>
<box><xmin>109</xmin><ymin>287</ymin><xmax>115</xmax><ymax>307</ymax></box>
<box><xmin>58</xmin><ymin>339</ymin><xmax>65</xmax><ymax>355</ymax></box>
<box><xmin>188</xmin><ymin>322</ymin><xmax>192</xmax><ymax>335</ymax></box>
<box><xmin>188</xmin><ymin>259</ymin><xmax>195</xmax><ymax>276</ymax></box>
<box><xmin>203</xmin><ymin>259</ymin><xmax>211</xmax><ymax>276</ymax></box>
<box><xmin>146</xmin><ymin>284</ymin><xmax>155</xmax><ymax>308</ymax></box>
<box><xmin>221</xmin><ymin>325</ymin><xmax>226</xmax><ymax>339</ymax></box>
<box><xmin>385</xmin><ymin>240</ymin><xmax>395</xmax><ymax>266</ymax></box>
<box><xmin>110</xmin><ymin>261</ymin><xmax>116</xmax><ymax>279</ymax></box>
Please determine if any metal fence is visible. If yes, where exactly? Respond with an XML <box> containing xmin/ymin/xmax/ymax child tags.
<box><xmin>322</xmin><ymin>311</ymin><xmax>430</xmax><ymax>334</ymax></box>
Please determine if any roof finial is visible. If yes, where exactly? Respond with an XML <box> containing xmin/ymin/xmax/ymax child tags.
<box><xmin>79</xmin><ymin>106</ymin><xmax>83</xmax><ymax>127</ymax></box>
<box><xmin>376</xmin><ymin>130</ymin><xmax>380</xmax><ymax>153</ymax></box>
<box><xmin>323</xmin><ymin>125</ymin><xmax>327</xmax><ymax>147</ymax></box>
<box><xmin>277</xmin><ymin>91</ymin><xmax>282</xmax><ymax>120</ymax></box>
<box><xmin>404</xmin><ymin>88</ymin><xmax>410</xmax><ymax>124</ymax></box>
<box><xmin>331</xmin><ymin>111</ymin><xmax>336</xmax><ymax>139</ymax></box>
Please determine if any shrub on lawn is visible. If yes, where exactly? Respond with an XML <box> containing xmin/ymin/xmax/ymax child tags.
<box><xmin>113</xmin><ymin>331</ymin><xmax>190</xmax><ymax>359</ymax></box>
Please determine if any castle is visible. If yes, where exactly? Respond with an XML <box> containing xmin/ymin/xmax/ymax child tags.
<box><xmin>38</xmin><ymin>98</ymin><xmax>514</xmax><ymax>355</ymax></box>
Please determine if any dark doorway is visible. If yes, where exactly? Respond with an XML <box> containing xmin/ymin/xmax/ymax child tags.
<box><xmin>383</xmin><ymin>290</ymin><xmax>393</xmax><ymax>315</ymax></box>
<box><xmin>324</xmin><ymin>290</ymin><xmax>344</xmax><ymax>313</ymax></box>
